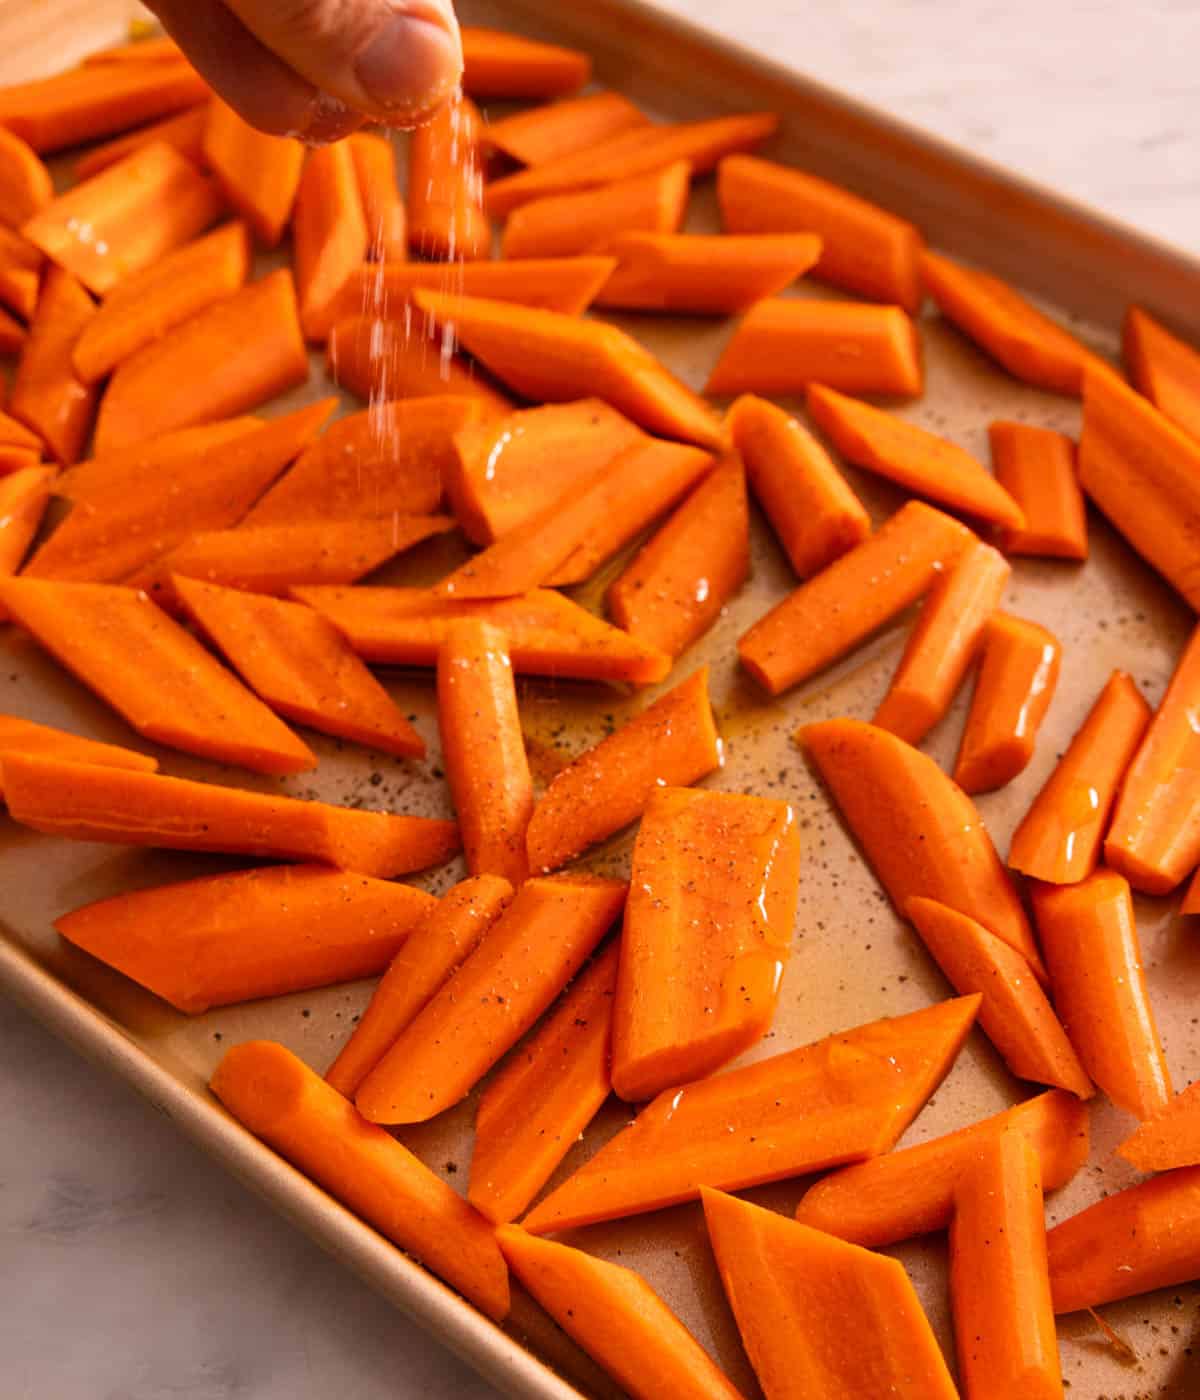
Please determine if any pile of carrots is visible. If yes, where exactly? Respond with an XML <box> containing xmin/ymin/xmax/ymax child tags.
<box><xmin>2</xmin><ymin>18</ymin><xmax>1200</xmax><ymax>1400</ymax></box>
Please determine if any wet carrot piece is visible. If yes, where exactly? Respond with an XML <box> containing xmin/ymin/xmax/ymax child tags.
<box><xmin>522</xmin><ymin>996</ymin><xmax>980</xmax><ymax>1233</ymax></box>
<box><xmin>291</xmin><ymin>141</ymin><xmax>367</xmax><ymax>342</ymax></box>
<box><xmin>1124</xmin><ymin>305</ymin><xmax>1200</xmax><ymax>442</ymax></box>
<box><xmin>989</xmin><ymin>422</ymin><xmax>1088</xmax><ymax>559</ymax></box>
<box><xmin>73</xmin><ymin>103</ymin><xmax>209</xmax><ymax>180</ymax></box>
<box><xmin>461</xmin><ymin>28</ymin><xmax>591</xmax><ymax>99</ymax></box>
<box><xmin>58</xmin><ymin>864</ymin><xmax>436</xmax><ymax>1014</ymax></box>
<box><xmin>1032</xmin><ymin>871</ymin><xmax>1172</xmax><ymax>1119</ymax></box>
<box><xmin>739</xmin><ymin>500</ymin><xmax>973</xmax><ymax>695</ymax></box>
<box><xmin>210</xmin><ymin>1041</ymin><xmax>510</xmax><ymax>1320</ymax></box>
<box><xmin>485</xmin><ymin>91</ymin><xmax>650</xmax><ymax>168</ymax></box>
<box><xmin>325</xmin><ymin>875</ymin><xmax>514</xmax><ymax>1099</ymax></box>
<box><xmin>0</xmin><ymin>127</ymin><xmax>52</xmax><ymax>228</ymax></box>
<box><xmin>202</xmin><ymin>99</ymin><xmax>303</xmax><ymax>247</ymax></box>
<box><xmin>1009</xmin><ymin>670</ymin><xmax>1151</xmax><ymax>884</ymax></box>
<box><xmin>0</xmin><ymin>306</ymin><xmax>26</xmax><ymax>355</ymax></box>
<box><xmin>347</xmin><ymin>132</ymin><xmax>406</xmax><ymax>262</ymax></box>
<box><xmin>406</xmin><ymin>93</ymin><xmax>489</xmax><ymax>261</ymax></box>
<box><xmin>498</xmin><ymin>1225</ymin><xmax>744</xmax><ymax>1400</ymax></box>
<box><xmin>795</xmin><ymin>1090</ymin><xmax>1090</xmax><ymax>1247</ymax></box>
<box><xmin>1119</xmin><ymin>1083</ymin><xmax>1200</xmax><ymax>1173</ymax></box>
<box><xmin>704</xmin><ymin>1191</ymin><xmax>959</xmax><ymax>1400</ymax></box>
<box><xmin>0</xmin><ymin>464</ymin><xmax>54</xmax><ymax>586</ymax></box>
<box><xmin>954</xmin><ymin>613</ymin><xmax>1062</xmax><ymax>794</ymax></box>
<box><xmin>8</xmin><ymin>267</ymin><xmax>97</xmax><ymax>465</ymax></box>
<box><xmin>355</xmin><ymin>875</ymin><xmax>627</xmax><ymax>1124</ymax></box>
<box><xmin>0</xmin><ymin>713</ymin><xmax>155</xmax><ymax>801</ymax></box>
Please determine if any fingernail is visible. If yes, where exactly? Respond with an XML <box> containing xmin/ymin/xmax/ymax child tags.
<box><xmin>301</xmin><ymin>91</ymin><xmax>363</xmax><ymax>146</ymax></box>
<box><xmin>356</xmin><ymin>13</ymin><xmax>462</xmax><ymax>120</ymax></box>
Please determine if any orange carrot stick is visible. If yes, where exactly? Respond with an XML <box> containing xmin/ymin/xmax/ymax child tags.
<box><xmin>94</xmin><ymin>268</ymin><xmax>309</xmax><ymax>453</ymax></box>
<box><xmin>210</xmin><ymin>1040</ymin><xmax>510</xmax><ymax>1320</ymax></box>
<box><xmin>437</xmin><ymin>618</ymin><xmax>533</xmax><ymax>882</ymax></box>
<box><xmin>485</xmin><ymin>91</ymin><xmax>650</xmax><ymax>167</ymax></box>
<box><xmin>522</xmin><ymin>996</ymin><xmax>981</xmax><ymax>1234</ymax></box>
<box><xmin>84</xmin><ymin>36</ymin><xmax>185</xmax><ymax>65</ymax></box>
<box><xmin>0</xmin><ymin>753</ymin><xmax>459</xmax><ymax>876</ymax></box>
<box><xmin>202</xmin><ymin>99</ymin><xmax>303</xmax><ymax>247</ymax></box>
<box><xmin>954</xmin><ymin>612</ymin><xmax>1062</xmax><ymax>794</ymax></box>
<box><xmin>1009</xmin><ymin>670</ymin><xmax>1151</xmax><ymax>885</ymax></box>
<box><xmin>739</xmin><ymin>500</ymin><xmax>973</xmax><ymax>695</ymax></box>
<box><xmin>0</xmin><ymin>306</ymin><xmax>26</xmax><ymax>354</ymax></box>
<box><xmin>293</xmin><ymin>141</ymin><xmax>368</xmax><ymax>342</ymax></box>
<box><xmin>0</xmin><ymin>413</ymin><xmax>42</xmax><ymax>454</ymax></box>
<box><xmin>950</xmin><ymin>1130</ymin><xmax>1063</xmax><ymax>1400</ymax></box>
<box><xmin>461</xmin><ymin>27</ymin><xmax>591</xmax><ymax>99</ymax></box>
<box><xmin>707</xmin><ymin>300</ymin><xmax>923</xmax><ymax>398</ymax></box>
<box><xmin>727</xmin><ymin>393</ymin><xmax>869</xmax><ymax>578</ymax></box>
<box><xmin>406</xmin><ymin>92</ymin><xmax>489</xmax><ymax>261</ymax></box>
<box><xmin>704</xmin><ymin>1191</ymin><xmax>959</xmax><ymax>1400</ymax></box>
<box><xmin>0</xmin><ymin>226</ymin><xmax>40</xmax><ymax>321</ymax></box>
<box><xmin>0</xmin><ymin>463</ymin><xmax>53</xmax><ymax>584</ymax></box>
<box><xmin>0</xmin><ymin>447</ymin><xmax>41</xmax><ymax>475</ymax></box>
<box><xmin>347</xmin><ymin>132</ymin><xmax>406</xmax><ymax>262</ymax></box>
<box><xmin>1119</xmin><ymin>1082</ymin><xmax>1200</xmax><ymax>1173</ymax></box>
<box><xmin>355</xmin><ymin>876</ymin><xmax>627</xmax><ymax>1124</ymax></box>
<box><xmin>1124</xmin><ymin>305</ymin><xmax>1200</xmax><ymax>443</ymax></box>
<box><xmin>794</xmin><ymin>1089</ymin><xmax>1090</xmax><ymax>1247</ymax></box>
<box><xmin>989</xmin><ymin>421</ymin><xmax>1088</xmax><ymax>559</ymax></box>
<box><xmin>71</xmin><ymin>220</ymin><xmax>251</xmax><ymax>384</ymax></box>
<box><xmin>73</xmin><ymin>103</ymin><xmax>209</xmax><ymax>180</ymax></box>
<box><xmin>325</xmin><ymin>875</ymin><xmax>514</xmax><ymax>1099</ymax></box>
<box><xmin>906</xmin><ymin>896</ymin><xmax>1092</xmax><ymax>1098</ymax></box>
<box><xmin>1032</xmin><ymin>871</ymin><xmax>1172</xmax><ymax>1119</ymax></box>
<box><xmin>807</xmin><ymin>382</ymin><xmax>1026</xmax><ymax>530</ymax></box>
<box><xmin>471</xmin><ymin>943</ymin><xmax>619</xmax><ymax>1225</ymax></box>
<box><xmin>718</xmin><ymin>153</ymin><xmax>924</xmax><ymax>312</ymax></box>
<box><xmin>0</xmin><ymin>713</ymin><xmax>156</xmax><ymax>801</ymax></box>
<box><xmin>874</xmin><ymin>539</ymin><xmax>1010</xmax><ymax>744</ymax></box>
<box><xmin>8</xmin><ymin>266</ymin><xmax>97</xmax><ymax>465</ymax></box>
<box><xmin>608</xmin><ymin>452</ymin><xmax>749</xmax><ymax>659</ymax></box>
<box><xmin>801</xmin><ymin>718</ymin><xmax>1045</xmax><ymax>974</ymax></box>
<box><xmin>1183</xmin><ymin>869</ymin><xmax>1200</xmax><ymax>914</ymax></box>
<box><xmin>0</xmin><ymin>127</ymin><xmax>52</xmax><ymax>228</ymax></box>
<box><xmin>58</xmin><ymin>864</ymin><xmax>436</xmax><ymax>1014</ymax></box>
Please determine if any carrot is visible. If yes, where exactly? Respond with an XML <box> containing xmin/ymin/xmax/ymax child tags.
<box><xmin>703</xmin><ymin>1191</ymin><xmax>959</xmax><ymax>1400</ymax></box>
<box><xmin>522</xmin><ymin>996</ymin><xmax>981</xmax><ymax>1234</ymax></box>
<box><xmin>707</xmin><ymin>301</ymin><xmax>923</xmax><ymax>398</ymax></box>
<box><xmin>293</xmin><ymin>585</ymin><xmax>671</xmax><ymax>685</ymax></box>
<box><xmin>1078</xmin><ymin>362</ymin><xmax>1200</xmax><ymax>610</ymax></box>
<box><xmin>806</xmin><ymin>382</ymin><xmax>1026</xmax><ymax>530</ymax></box>
<box><xmin>94</xmin><ymin>268</ymin><xmax>309</xmax><ymax>453</ymax></box>
<box><xmin>406</xmin><ymin>93</ymin><xmax>489</xmax><ymax>261</ymax></box>
<box><xmin>874</xmin><ymin>540</ymin><xmax>1010</xmax><ymax>745</ymax></box>
<box><xmin>954</xmin><ymin>613</ymin><xmax>1062</xmax><ymax>794</ymax></box>
<box><xmin>1119</xmin><ymin>1082</ymin><xmax>1200</xmax><ymax>1173</ymax></box>
<box><xmin>906</xmin><ymin>897</ymin><xmax>1092</xmax><ymax>1099</ymax></box>
<box><xmin>471</xmin><ymin>943</ymin><xmax>619</xmax><ymax>1225</ymax></box>
<box><xmin>1009</xmin><ymin>670</ymin><xmax>1151</xmax><ymax>884</ymax></box>
<box><xmin>717</xmin><ymin>153</ymin><xmax>924</xmax><ymax>312</ymax></box>
<box><xmin>989</xmin><ymin>421</ymin><xmax>1088</xmax><ymax>560</ymax></box>
<box><xmin>347</xmin><ymin>132</ymin><xmax>406</xmax><ymax>262</ymax></box>
<box><xmin>0</xmin><ymin>226</ymin><xmax>40</xmax><ymax>321</ymax></box>
<box><xmin>485</xmin><ymin>91</ymin><xmax>650</xmax><ymax>168</ymax></box>
<box><xmin>0</xmin><ymin>754</ymin><xmax>459</xmax><ymax>876</ymax></box>
<box><xmin>71</xmin><ymin>220</ymin><xmax>251</xmax><ymax>384</ymax></box>
<box><xmin>293</xmin><ymin>141</ymin><xmax>368</xmax><ymax>342</ymax></box>
<box><xmin>794</xmin><ymin>1089</ymin><xmax>1090</xmax><ymax>1248</ymax></box>
<box><xmin>0</xmin><ymin>464</ymin><xmax>52</xmax><ymax>595</ymax></box>
<box><xmin>0</xmin><ymin>713</ymin><xmax>156</xmax><ymax>801</ymax></box>
<box><xmin>462</xmin><ymin>28</ymin><xmax>591</xmax><ymax>100</ymax></box>
<box><xmin>0</xmin><ymin>446</ymin><xmax>40</xmax><ymax>474</ymax></box>
<box><xmin>325</xmin><ymin>875</ymin><xmax>514</xmax><ymax>1099</ymax></box>
<box><xmin>1124</xmin><ymin>305</ymin><xmax>1200</xmax><ymax>443</ymax></box>
<box><xmin>437</xmin><ymin>618</ymin><xmax>533</xmax><ymax>883</ymax></box>
<box><xmin>174</xmin><ymin>577</ymin><xmax>428</xmax><ymax>760</ymax></box>
<box><xmin>485</xmin><ymin>114</ymin><xmax>780</xmax><ymax>219</ymax></box>
<box><xmin>8</xmin><ymin>267</ymin><xmax>97</xmax><ymax>465</ymax></box>
<box><xmin>500</xmin><ymin>161</ymin><xmax>691</xmax><ymax>260</ymax></box>
<box><xmin>413</xmin><ymin>289</ymin><xmax>724</xmax><ymax>448</ymax></box>
<box><xmin>202</xmin><ymin>99</ymin><xmax>303</xmax><ymax>248</ymax></box>
<box><xmin>498</xmin><ymin>1225</ymin><xmax>744</xmax><ymax>1400</ymax></box>
<box><xmin>0</xmin><ymin>411</ymin><xmax>44</xmax><ymax>455</ymax></box>
<box><xmin>0</xmin><ymin>127</ymin><xmax>52</xmax><ymax>228</ymax></box>
<box><xmin>596</xmin><ymin>232</ymin><xmax>822</xmax><ymax>315</ymax></box>
<box><xmin>73</xmin><ymin>103</ymin><xmax>209</xmax><ymax>180</ymax></box>
<box><xmin>739</xmin><ymin>501</ymin><xmax>973</xmax><ymax>696</ymax></box>
<box><xmin>950</xmin><ymin>1130</ymin><xmax>1063</xmax><ymax>1400</ymax></box>
<box><xmin>608</xmin><ymin>453</ymin><xmax>749</xmax><ymax>660</ymax></box>
<box><xmin>354</xmin><ymin>876</ymin><xmax>627</xmax><ymax>1124</ymax></box>
<box><xmin>1184</xmin><ymin>869</ymin><xmax>1200</xmax><ymax>914</ymax></box>
<box><xmin>801</xmin><ymin>718</ymin><xmax>1045</xmax><ymax>975</ymax></box>
<box><xmin>58</xmin><ymin>864</ymin><xmax>437</xmax><ymax>1014</ymax></box>
<box><xmin>209</xmin><ymin>1040</ymin><xmax>509</xmax><ymax>1320</ymax></box>
<box><xmin>84</xmin><ymin>36</ymin><xmax>185</xmax><ymax>65</ymax></box>
<box><xmin>0</xmin><ymin>306</ymin><xmax>26</xmax><ymax>355</ymax></box>
<box><xmin>22</xmin><ymin>142</ymin><xmax>222</xmax><ymax>297</ymax></box>
<box><xmin>1032</xmin><ymin>871</ymin><xmax>1172</xmax><ymax>1119</ymax></box>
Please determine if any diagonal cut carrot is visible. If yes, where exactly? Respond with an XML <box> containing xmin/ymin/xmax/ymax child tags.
<box><xmin>0</xmin><ymin>411</ymin><xmax>43</xmax><ymax>454</ymax></box>
<box><xmin>9</xmin><ymin>266</ymin><xmax>97</xmax><ymax>465</ymax></box>
<box><xmin>347</xmin><ymin>132</ymin><xmax>406</xmax><ymax>262</ymax></box>
<box><xmin>0</xmin><ymin>464</ymin><xmax>54</xmax><ymax>587</ymax></box>
<box><xmin>989</xmin><ymin>421</ymin><xmax>1088</xmax><ymax>559</ymax></box>
<box><xmin>84</xmin><ymin>36</ymin><xmax>185</xmax><ymax>65</ymax></box>
<box><xmin>1124</xmin><ymin>305</ymin><xmax>1200</xmax><ymax>442</ymax></box>
<box><xmin>0</xmin><ymin>305</ymin><xmax>26</xmax><ymax>354</ymax></box>
<box><xmin>0</xmin><ymin>225</ymin><xmax>41</xmax><ymax>321</ymax></box>
<box><xmin>485</xmin><ymin>91</ymin><xmax>650</xmax><ymax>167</ymax></box>
<box><xmin>0</xmin><ymin>712</ymin><xmax>155</xmax><ymax>801</ymax></box>
<box><xmin>407</xmin><ymin>93</ymin><xmax>489</xmax><ymax>261</ymax></box>
<box><xmin>0</xmin><ymin>127</ymin><xmax>52</xmax><ymax>228</ymax></box>
<box><xmin>293</xmin><ymin>141</ymin><xmax>368</xmax><ymax>342</ymax></box>
<box><xmin>1119</xmin><ymin>1082</ymin><xmax>1200</xmax><ymax>1173</ymax></box>
<box><xmin>462</xmin><ymin>27</ymin><xmax>590</xmax><ymax>99</ymax></box>
<box><xmin>202</xmin><ymin>99</ymin><xmax>303</xmax><ymax>247</ymax></box>
<box><xmin>73</xmin><ymin>102</ymin><xmax>209</xmax><ymax>180</ymax></box>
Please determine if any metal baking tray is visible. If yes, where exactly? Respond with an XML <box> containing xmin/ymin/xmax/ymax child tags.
<box><xmin>2</xmin><ymin>2</ymin><xmax>1200</xmax><ymax>1396</ymax></box>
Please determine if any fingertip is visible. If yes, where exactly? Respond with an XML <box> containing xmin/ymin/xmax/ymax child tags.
<box><xmin>354</xmin><ymin>13</ymin><xmax>463</xmax><ymax>126</ymax></box>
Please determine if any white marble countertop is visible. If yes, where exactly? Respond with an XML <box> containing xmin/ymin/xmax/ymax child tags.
<box><xmin>2</xmin><ymin>2</ymin><xmax>1198</xmax><ymax>1397</ymax></box>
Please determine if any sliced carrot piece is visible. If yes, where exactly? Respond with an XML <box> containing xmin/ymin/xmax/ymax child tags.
<box><xmin>0</xmin><ymin>463</ymin><xmax>53</xmax><ymax>585</ymax></box>
<box><xmin>704</xmin><ymin>1191</ymin><xmax>959</xmax><ymax>1400</ymax></box>
<box><xmin>739</xmin><ymin>500</ymin><xmax>973</xmax><ymax>695</ymax></box>
<box><xmin>73</xmin><ymin>103</ymin><xmax>209</xmax><ymax>180</ymax></box>
<box><xmin>608</xmin><ymin>453</ymin><xmax>749</xmax><ymax>660</ymax></box>
<box><xmin>210</xmin><ymin>1040</ymin><xmax>509</xmax><ymax>1320</ymax></box>
<box><xmin>708</xmin><ymin>301</ymin><xmax>922</xmax><ymax>398</ymax></box>
<box><xmin>174</xmin><ymin>577</ymin><xmax>427</xmax><ymax>759</ymax></box>
<box><xmin>72</xmin><ymin>220</ymin><xmax>252</xmax><ymax>384</ymax></box>
<box><xmin>94</xmin><ymin>268</ymin><xmax>309</xmax><ymax>453</ymax></box>
<box><xmin>9</xmin><ymin>266</ymin><xmax>97</xmax><ymax>465</ymax></box>
<box><xmin>0</xmin><ymin>226</ymin><xmax>40</xmax><ymax>321</ymax></box>
<box><xmin>84</xmin><ymin>36</ymin><xmax>185</xmax><ymax>65</ymax></box>
<box><xmin>0</xmin><ymin>414</ymin><xmax>42</xmax><ymax>453</ymax></box>
<box><xmin>355</xmin><ymin>876</ymin><xmax>627</xmax><ymax>1124</ymax></box>
<box><xmin>0</xmin><ymin>305</ymin><xmax>26</xmax><ymax>355</ymax></box>
<box><xmin>801</xmin><ymin>718</ymin><xmax>1044</xmax><ymax>975</ymax></box>
<box><xmin>1119</xmin><ymin>1082</ymin><xmax>1200</xmax><ymax>1173</ymax></box>
<box><xmin>498</xmin><ymin>1225</ymin><xmax>743</xmax><ymax>1400</ymax></box>
<box><xmin>58</xmin><ymin>864</ymin><xmax>436</xmax><ymax>1014</ymax></box>
<box><xmin>950</xmin><ymin>1130</ymin><xmax>1063</xmax><ymax>1400</ymax></box>
<box><xmin>462</xmin><ymin>28</ymin><xmax>591</xmax><ymax>100</ymax></box>
<box><xmin>1009</xmin><ymin>670</ymin><xmax>1151</xmax><ymax>884</ymax></box>
<box><xmin>485</xmin><ymin>91</ymin><xmax>650</xmax><ymax>168</ymax></box>
<box><xmin>989</xmin><ymin>421</ymin><xmax>1088</xmax><ymax>559</ymax></box>
<box><xmin>0</xmin><ymin>754</ymin><xmax>459</xmax><ymax>876</ymax></box>
<box><xmin>954</xmin><ymin>613</ymin><xmax>1062</xmax><ymax>794</ymax></box>
<box><xmin>874</xmin><ymin>539</ymin><xmax>1010</xmax><ymax>744</ymax></box>
<box><xmin>202</xmin><ymin>99</ymin><xmax>303</xmax><ymax>248</ymax></box>
<box><xmin>1124</xmin><ymin>305</ymin><xmax>1200</xmax><ymax>442</ymax></box>
<box><xmin>795</xmin><ymin>1089</ymin><xmax>1090</xmax><ymax>1247</ymax></box>
<box><xmin>501</xmin><ymin>161</ymin><xmax>691</xmax><ymax>260</ymax></box>
<box><xmin>522</xmin><ymin>996</ymin><xmax>980</xmax><ymax>1234</ymax></box>
<box><xmin>0</xmin><ymin>713</ymin><xmax>155</xmax><ymax>801</ymax></box>
<box><xmin>807</xmin><ymin>383</ymin><xmax>1025</xmax><ymax>530</ymax></box>
<box><xmin>471</xmin><ymin>943</ymin><xmax>619</xmax><ymax>1225</ymax></box>
<box><xmin>347</xmin><ymin>132</ymin><xmax>406</xmax><ymax>262</ymax></box>
<box><xmin>293</xmin><ymin>141</ymin><xmax>368</xmax><ymax>342</ymax></box>
<box><xmin>437</xmin><ymin>618</ymin><xmax>533</xmax><ymax>883</ymax></box>
<box><xmin>1032</xmin><ymin>871</ymin><xmax>1172</xmax><ymax>1119</ymax></box>
<box><xmin>0</xmin><ymin>447</ymin><xmax>41</xmax><ymax>474</ymax></box>
<box><xmin>718</xmin><ymin>154</ymin><xmax>924</xmax><ymax>312</ymax></box>
<box><xmin>0</xmin><ymin>127</ymin><xmax>52</xmax><ymax>227</ymax></box>
<box><xmin>325</xmin><ymin>875</ymin><xmax>514</xmax><ymax>1099</ymax></box>
<box><xmin>406</xmin><ymin>92</ymin><xmax>489</xmax><ymax>261</ymax></box>
<box><xmin>1184</xmin><ymin>869</ymin><xmax>1200</xmax><ymax>914</ymax></box>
